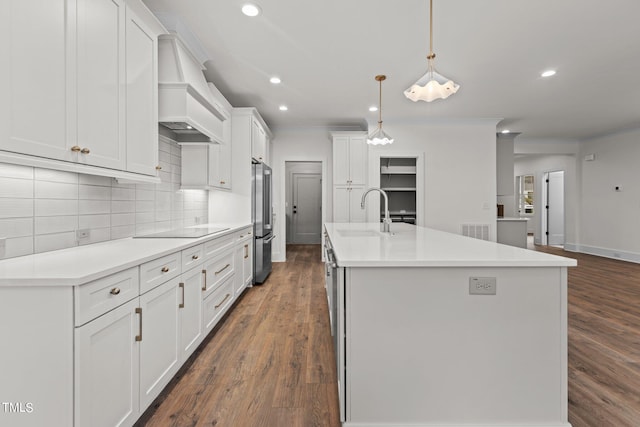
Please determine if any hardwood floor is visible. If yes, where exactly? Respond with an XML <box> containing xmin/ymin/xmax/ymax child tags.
<box><xmin>535</xmin><ymin>245</ymin><xmax>640</xmax><ymax>426</ymax></box>
<box><xmin>137</xmin><ymin>243</ymin><xmax>640</xmax><ymax>427</ymax></box>
<box><xmin>135</xmin><ymin>244</ymin><xmax>340</xmax><ymax>427</ymax></box>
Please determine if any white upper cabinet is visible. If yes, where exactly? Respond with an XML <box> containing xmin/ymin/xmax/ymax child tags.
<box><xmin>0</xmin><ymin>0</ymin><xmax>161</xmax><ymax>181</ymax></box>
<box><xmin>0</xmin><ymin>0</ymin><xmax>71</xmax><ymax>161</ymax></box>
<box><xmin>125</xmin><ymin>4</ymin><xmax>159</xmax><ymax>176</ymax></box>
<box><xmin>76</xmin><ymin>0</ymin><xmax>126</xmax><ymax>170</ymax></box>
<box><xmin>332</xmin><ymin>132</ymin><xmax>367</xmax><ymax>186</ymax></box>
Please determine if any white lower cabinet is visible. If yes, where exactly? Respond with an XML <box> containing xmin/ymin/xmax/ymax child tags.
<box><xmin>333</xmin><ymin>185</ymin><xmax>366</xmax><ymax>222</ymax></box>
<box><xmin>178</xmin><ymin>267</ymin><xmax>205</xmax><ymax>361</ymax></box>
<box><xmin>234</xmin><ymin>230</ymin><xmax>253</xmax><ymax>296</ymax></box>
<box><xmin>138</xmin><ymin>278</ymin><xmax>181</xmax><ymax>408</ymax></box>
<box><xmin>75</xmin><ymin>298</ymin><xmax>140</xmax><ymax>427</ymax></box>
<box><xmin>203</xmin><ymin>274</ymin><xmax>234</xmax><ymax>333</ymax></box>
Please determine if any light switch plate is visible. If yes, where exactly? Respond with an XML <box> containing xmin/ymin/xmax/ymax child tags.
<box><xmin>76</xmin><ymin>229</ymin><xmax>90</xmax><ymax>240</ymax></box>
<box><xmin>469</xmin><ymin>277</ymin><xmax>497</xmax><ymax>295</ymax></box>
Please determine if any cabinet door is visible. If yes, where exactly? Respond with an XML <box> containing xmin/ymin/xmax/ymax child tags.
<box><xmin>333</xmin><ymin>137</ymin><xmax>350</xmax><ymax>185</ymax></box>
<box><xmin>333</xmin><ymin>186</ymin><xmax>351</xmax><ymax>223</ymax></box>
<box><xmin>125</xmin><ymin>5</ymin><xmax>158</xmax><ymax>176</ymax></box>
<box><xmin>348</xmin><ymin>136</ymin><xmax>367</xmax><ymax>185</ymax></box>
<box><xmin>139</xmin><ymin>278</ymin><xmax>180</xmax><ymax>409</ymax></box>
<box><xmin>251</xmin><ymin>118</ymin><xmax>265</xmax><ymax>162</ymax></box>
<box><xmin>179</xmin><ymin>268</ymin><xmax>205</xmax><ymax>362</ymax></box>
<box><xmin>349</xmin><ymin>186</ymin><xmax>367</xmax><ymax>222</ymax></box>
<box><xmin>76</xmin><ymin>0</ymin><xmax>126</xmax><ymax>170</ymax></box>
<box><xmin>0</xmin><ymin>0</ymin><xmax>73</xmax><ymax>161</ymax></box>
<box><xmin>209</xmin><ymin>143</ymin><xmax>231</xmax><ymax>189</ymax></box>
<box><xmin>243</xmin><ymin>240</ymin><xmax>253</xmax><ymax>288</ymax></box>
<box><xmin>75</xmin><ymin>298</ymin><xmax>140</xmax><ymax>427</ymax></box>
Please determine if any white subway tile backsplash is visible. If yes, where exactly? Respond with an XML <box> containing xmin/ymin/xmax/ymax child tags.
<box><xmin>35</xmin><ymin>216</ymin><xmax>77</xmax><ymax>235</ymax></box>
<box><xmin>34</xmin><ymin>168</ymin><xmax>78</xmax><ymax>184</ymax></box>
<box><xmin>0</xmin><ymin>140</ymin><xmax>208</xmax><ymax>259</ymax></box>
<box><xmin>79</xmin><ymin>227</ymin><xmax>110</xmax><ymax>246</ymax></box>
<box><xmin>79</xmin><ymin>200</ymin><xmax>110</xmax><ymax>215</ymax></box>
<box><xmin>79</xmin><ymin>184</ymin><xmax>111</xmax><ymax>200</ymax></box>
<box><xmin>111</xmin><ymin>213</ymin><xmax>135</xmax><ymax>227</ymax></box>
<box><xmin>112</xmin><ymin>187</ymin><xmax>135</xmax><ymax>201</ymax></box>
<box><xmin>35</xmin><ymin>199</ymin><xmax>79</xmax><ymax>217</ymax></box>
<box><xmin>34</xmin><ymin>180</ymin><xmax>78</xmax><ymax>199</ymax></box>
<box><xmin>79</xmin><ymin>214</ymin><xmax>110</xmax><ymax>229</ymax></box>
<box><xmin>0</xmin><ymin>236</ymin><xmax>34</xmax><ymax>259</ymax></box>
<box><xmin>111</xmin><ymin>224</ymin><xmax>135</xmax><ymax>239</ymax></box>
<box><xmin>111</xmin><ymin>200</ymin><xmax>135</xmax><ymax>214</ymax></box>
<box><xmin>0</xmin><ymin>218</ymin><xmax>33</xmax><ymax>238</ymax></box>
<box><xmin>0</xmin><ymin>177</ymin><xmax>34</xmax><ymax>198</ymax></box>
<box><xmin>35</xmin><ymin>231</ymin><xmax>77</xmax><ymax>253</ymax></box>
<box><xmin>0</xmin><ymin>199</ymin><xmax>34</xmax><ymax>219</ymax></box>
<box><xmin>0</xmin><ymin>163</ymin><xmax>34</xmax><ymax>179</ymax></box>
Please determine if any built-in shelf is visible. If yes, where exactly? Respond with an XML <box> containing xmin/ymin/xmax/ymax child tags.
<box><xmin>380</xmin><ymin>157</ymin><xmax>417</xmax><ymax>225</ymax></box>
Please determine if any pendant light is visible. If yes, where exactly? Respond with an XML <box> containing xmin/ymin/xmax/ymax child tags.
<box><xmin>367</xmin><ymin>75</ymin><xmax>394</xmax><ymax>145</ymax></box>
<box><xmin>404</xmin><ymin>0</ymin><xmax>459</xmax><ymax>102</ymax></box>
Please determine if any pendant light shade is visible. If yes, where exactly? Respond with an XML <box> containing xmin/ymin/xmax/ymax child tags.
<box><xmin>367</xmin><ymin>75</ymin><xmax>394</xmax><ymax>145</ymax></box>
<box><xmin>404</xmin><ymin>0</ymin><xmax>459</xmax><ymax>102</ymax></box>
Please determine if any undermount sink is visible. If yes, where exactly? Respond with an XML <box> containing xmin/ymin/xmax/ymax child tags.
<box><xmin>338</xmin><ymin>229</ymin><xmax>381</xmax><ymax>237</ymax></box>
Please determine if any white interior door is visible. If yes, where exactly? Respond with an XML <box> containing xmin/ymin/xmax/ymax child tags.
<box><xmin>292</xmin><ymin>173</ymin><xmax>322</xmax><ymax>244</ymax></box>
<box><xmin>547</xmin><ymin>171</ymin><xmax>565</xmax><ymax>246</ymax></box>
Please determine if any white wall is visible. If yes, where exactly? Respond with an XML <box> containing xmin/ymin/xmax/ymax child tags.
<box><xmin>271</xmin><ymin>128</ymin><xmax>333</xmax><ymax>262</ymax></box>
<box><xmin>575</xmin><ymin>127</ymin><xmax>640</xmax><ymax>262</ymax></box>
<box><xmin>368</xmin><ymin>119</ymin><xmax>499</xmax><ymax>237</ymax></box>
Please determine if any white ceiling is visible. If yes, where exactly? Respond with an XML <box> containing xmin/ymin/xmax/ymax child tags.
<box><xmin>142</xmin><ymin>0</ymin><xmax>640</xmax><ymax>140</ymax></box>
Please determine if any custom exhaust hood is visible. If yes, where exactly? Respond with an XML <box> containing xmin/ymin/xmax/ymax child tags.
<box><xmin>158</xmin><ymin>33</ymin><xmax>228</xmax><ymax>143</ymax></box>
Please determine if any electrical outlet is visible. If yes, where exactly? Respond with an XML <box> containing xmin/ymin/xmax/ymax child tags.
<box><xmin>76</xmin><ymin>229</ymin><xmax>90</xmax><ymax>240</ymax></box>
<box><xmin>469</xmin><ymin>277</ymin><xmax>497</xmax><ymax>295</ymax></box>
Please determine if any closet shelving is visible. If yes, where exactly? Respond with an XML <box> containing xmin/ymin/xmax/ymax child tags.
<box><xmin>380</xmin><ymin>157</ymin><xmax>417</xmax><ymax>224</ymax></box>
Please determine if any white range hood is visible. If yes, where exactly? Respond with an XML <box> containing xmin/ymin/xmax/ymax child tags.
<box><xmin>158</xmin><ymin>33</ymin><xmax>228</xmax><ymax>143</ymax></box>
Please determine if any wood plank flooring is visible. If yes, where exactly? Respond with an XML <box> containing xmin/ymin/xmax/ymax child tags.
<box><xmin>535</xmin><ymin>245</ymin><xmax>640</xmax><ymax>426</ymax></box>
<box><xmin>137</xmin><ymin>243</ymin><xmax>640</xmax><ymax>427</ymax></box>
<box><xmin>135</xmin><ymin>244</ymin><xmax>340</xmax><ymax>427</ymax></box>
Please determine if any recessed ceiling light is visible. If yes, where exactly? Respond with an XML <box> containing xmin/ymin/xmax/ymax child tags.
<box><xmin>270</xmin><ymin>76</ymin><xmax>281</xmax><ymax>84</ymax></box>
<box><xmin>369</xmin><ymin>106</ymin><xmax>378</xmax><ymax>112</ymax></box>
<box><xmin>501</xmin><ymin>129</ymin><xmax>510</xmax><ymax>134</ymax></box>
<box><xmin>241</xmin><ymin>4</ymin><xmax>261</xmax><ymax>17</ymax></box>
<box><xmin>279</xmin><ymin>105</ymin><xmax>288</xmax><ymax>111</ymax></box>
<box><xmin>541</xmin><ymin>69</ymin><xmax>556</xmax><ymax>78</ymax></box>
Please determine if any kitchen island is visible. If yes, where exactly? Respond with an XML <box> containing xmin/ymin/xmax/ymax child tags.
<box><xmin>324</xmin><ymin>222</ymin><xmax>576</xmax><ymax>427</ymax></box>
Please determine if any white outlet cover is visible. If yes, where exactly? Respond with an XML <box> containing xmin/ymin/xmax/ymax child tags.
<box><xmin>469</xmin><ymin>277</ymin><xmax>497</xmax><ymax>295</ymax></box>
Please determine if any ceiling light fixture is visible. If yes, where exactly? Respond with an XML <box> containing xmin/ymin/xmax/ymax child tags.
<box><xmin>404</xmin><ymin>0</ymin><xmax>459</xmax><ymax>102</ymax></box>
<box><xmin>367</xmin><ymin>75</ymin><xmax>394</xmax><ymax>145</ymax></box>
<box><xmin>241</xmin><ymin>4</ymin><xmax>261</xmax><ymax>17</ymax></box>
<box><xmin>541</xmin><ymin>69</ymin><xmax>556</xmax><ymax>78</ymax></box>
<box><xmin>501</xmin><ymin>129</ymin><xmax>510</xmax><ymax>134</ymax></box>
<box><xmin>369</xmin><ymin>106</ymin><xmax>378</xmax><ymax>112</ymax></box>
<box><xmin>279</xmin><ymin>105</ymin><xmax>288</xmax><ymax>111</ymax></box>
<box><xmin>270</xmin><ymin>76</ymin><xmax>281</xmax><ymax>84</ymax></box>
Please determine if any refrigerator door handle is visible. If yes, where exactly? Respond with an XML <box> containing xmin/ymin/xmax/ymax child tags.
<box><xmin>264</xmin><ymin>234</ymin><xmax>276</xmax><ymax>243</ymax></box>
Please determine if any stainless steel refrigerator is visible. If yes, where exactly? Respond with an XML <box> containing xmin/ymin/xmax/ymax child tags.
<box><xmin>252</xmin><ymin>161</ymin><xmax>274</xmax><ymax>284</ymax></box>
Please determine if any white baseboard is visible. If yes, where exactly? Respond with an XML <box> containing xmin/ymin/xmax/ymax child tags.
<box><xmin>344</xmin><ymin>423</ymin><xmax>571</xmax><ymax>427</ymax></box>
<box><xmin>564</xmin><ymin>243</ymin><xmax>640</xmax><ymax>264</ymax></box>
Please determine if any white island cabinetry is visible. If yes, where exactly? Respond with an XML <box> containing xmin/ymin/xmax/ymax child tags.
<box><xmin>324</xmin><ymin>222</ymin><xmax>576</xmax><ymax>427</ymax></box>
<box><xmin>0</xmin><ymin>223</ymin><xmax>252</xmax><ymax>427</ymax></box>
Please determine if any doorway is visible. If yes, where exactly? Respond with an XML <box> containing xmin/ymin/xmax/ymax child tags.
<box><xmin>542</xmin><ymin>170</ymin><xmax>565</xmax><ymax>247</ymax></box>
<box><xmin>285</xmin><ymin>161</ymin><xmax>322</xmax><ymax>244</ymax></box>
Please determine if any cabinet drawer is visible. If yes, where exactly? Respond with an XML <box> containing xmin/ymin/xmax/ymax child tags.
<box><xmin>236</xmin><ymin>227</ymin><xmax>253</xmax><ymax>242</ymax></box>
<box><xmin>182</xmin><ymin>244</ymin><xmax>204</xmax><ymax>271</ymax></box>
<box><xmin>203</xmin><ymin>275</ymin><xmax>234</xmax><ymax>333</ymax></box>
<box><xmin>203</xmin><ymin>234</ymin><xmax>234</xmax><ymax>260</ymax></box>
<box><xmin>202</xmin><ymin>251</ymin><xmax>234</xmax><ymax>297</ymax></box>
<box><xmin>75</xmin><ymin>267</ymin><xmax>139</xmax><ymax>326</ymax></box>
<box><xmin>140</xmin><ymin>252</ymin><xmax>181</xmax><ymax>294</ymax></box>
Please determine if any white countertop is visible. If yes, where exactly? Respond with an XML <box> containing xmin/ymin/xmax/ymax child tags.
<box><xmin>497</xmin><ymin>217</ymin><xmax>529</xmax><ymax>222</ymax></box>
<box><xmin>0</xmin><ymin>222</ymin><xmax>251</xmax><ymax>286</ymax></box>
<box><xmin>324</xmin><ymin>222</ymin><xmax>576</xmax><ymax>268</ymax></box>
